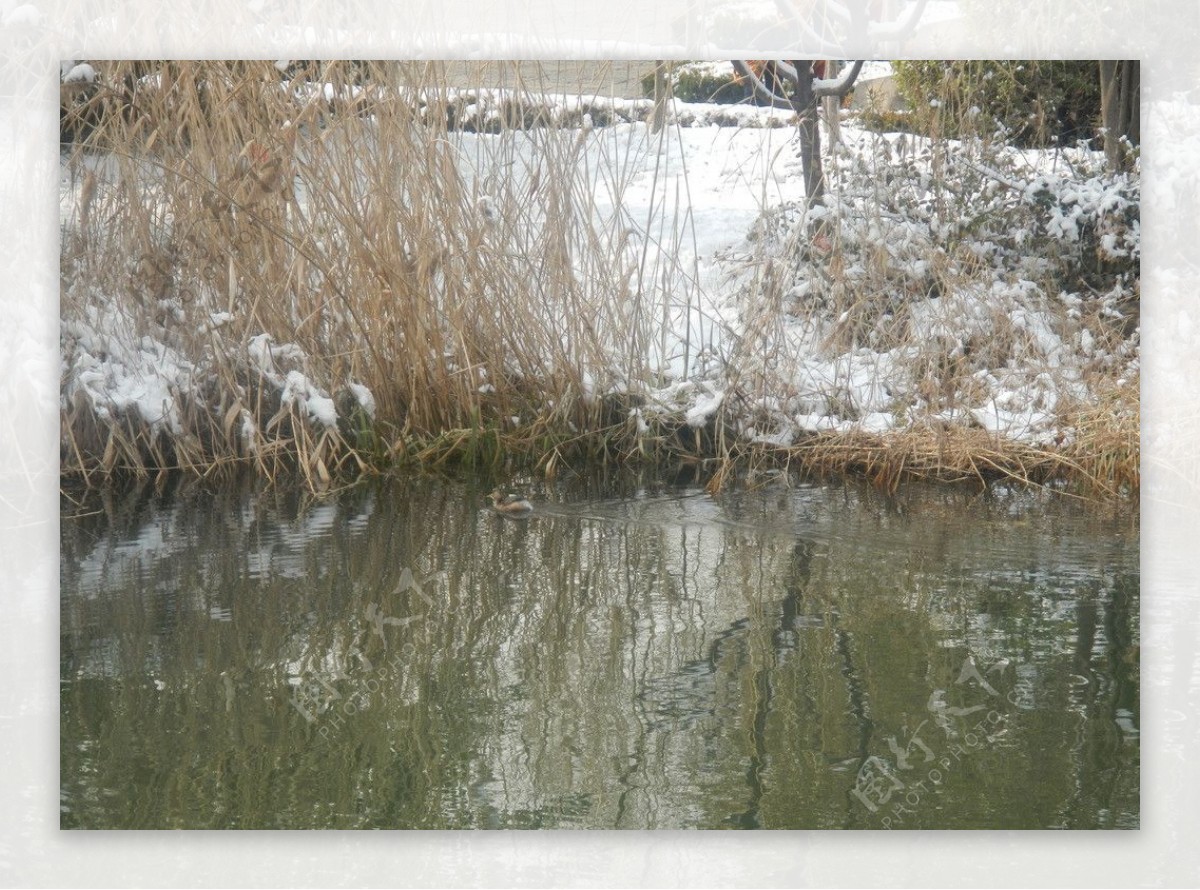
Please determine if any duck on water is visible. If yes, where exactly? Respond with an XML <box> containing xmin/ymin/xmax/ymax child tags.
<box><xmin>489</xmin><ymin>489</ymin><xmax>533</xmax><ymax>516</ymax></box>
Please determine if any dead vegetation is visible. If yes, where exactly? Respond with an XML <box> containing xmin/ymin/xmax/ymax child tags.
<box><xmin>59</xmin><ymin>60</ymin><xmax>1138</xmax><ymax>500</ymax></box>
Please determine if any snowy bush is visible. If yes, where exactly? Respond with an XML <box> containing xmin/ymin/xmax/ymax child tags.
<box><xmin>714</xmin><ymin>123</ymin><xmax>1139</xmax><ymax>450</ymax></box>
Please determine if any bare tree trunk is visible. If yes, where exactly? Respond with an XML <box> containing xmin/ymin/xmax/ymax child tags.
<box><xmin>651</xmin><ymin>61</ymin><xmax>670</xmax><ymax>134</ymax></box>
<box><xmin>731</xmin><ymin>58</ymin><xmax>861</xmax><ymax>237</ymax></box>
<box><xmin>787</xmin><ymin>60</ymin><xmax>863</xmax><ymax>212</ymax></box>
<box><xmin>1100</xmin><ymin>60</ymin><xmax>1139</xmax><ymax>172</ymax></box>
<box><xmin>792</xmin><ymin>62</ymin><xmax>824</xmax><ymax>209</ymax></box>
<box><xmin>823</xmin><ymin>60</ymin><xmax>842</xmax><ymax>145</ymax></box>
<box><xmin>1099</xmin><ymin>61</ymin><xmax>1119</xmax><ymax>170</ymax></box>
<box><xmin>1119</xmin><ymin>60</ymin><xmax>1139</xmax><ymax>148</ymax></box>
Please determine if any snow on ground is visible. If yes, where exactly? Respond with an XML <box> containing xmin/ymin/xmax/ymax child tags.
<box><xmin>60</xmin><ymin>78</ymin><xmax>1140</xmax><ymax>461</ymax></box>
<box><xmin>566</xmin><ymin>107</ymin><xmax>1137</xmax><ymax>448</ymax></box>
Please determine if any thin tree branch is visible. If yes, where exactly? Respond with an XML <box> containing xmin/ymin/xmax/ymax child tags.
<box><xmin>813</xmin><ymin>60</ymin><xmax>863</xmax><ymax>97</ymax></box>
<box><xmin>731</xmin><ymin>60</ymin><xmax>795</xmax><ymax>110</ymax></box>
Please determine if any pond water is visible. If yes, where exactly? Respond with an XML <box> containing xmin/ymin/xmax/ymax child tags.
<box><xmin>60</xmin><ymin>472</ymin><xmax>1139</xmax><ymax>829</ymax></box>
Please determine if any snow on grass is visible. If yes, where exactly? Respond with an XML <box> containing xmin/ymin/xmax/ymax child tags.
<box><xmin>685</xmin><ymin>387</ymin><xmax>725</xmax><ymax>428</ymax></box>
<box><xmin>63</xmin><ymin>298</ymin><xmax>191</xmax><ymax>435</ymax></box>
<box><xmin>60</xmin><ymin>73</ymin><xmax>1139</xmax><ymax>469</ymax></box>
<box><xmin>61</xmin><ymin>290</ymin><xmax>374</xmax><ymax>452</ymax></box>
<box><xmin>62</xmin><ymin>63</ymin><xmax>97</xmax><ymax>84</ymax></box>
<box><xmin>670</xmin><ymin>115</ymin><xmax>1139</xmax><ymax>449</ymax></box>
<box><xmin>280</xmin><ymin>370</ymin><xmax>337</xmax><ymax>429</ymax></box>
<box><xmin>348</xmin><ymin>382</ymin><xmax>376</xmax><ymax>419</ymax></box>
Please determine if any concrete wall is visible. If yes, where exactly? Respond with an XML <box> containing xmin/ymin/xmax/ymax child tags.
<box><xmin>441</xmin><ymin>61</ymin><xmax>652</xmax><ymax>99</ymax></box>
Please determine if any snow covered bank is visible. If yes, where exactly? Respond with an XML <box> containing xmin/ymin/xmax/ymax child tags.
<box><xmin>60</xmin><ymin>62</ymin><xmax>1138</xmax><ymax>495</ymax></box>
<box><xmin>688</xmin><ymin>123</ymin><xmax>1139</xmax><ymax>449</ymax></box>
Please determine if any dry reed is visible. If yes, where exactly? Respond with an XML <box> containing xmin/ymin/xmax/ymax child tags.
<box><xmin>61</xmin><ymin>61</ymin><xmax>672</xmax><ymax>489</ymax></box>
<box><xmin>60</xmin><ymin>61</ymin><xmax>1138</xmax><ymax>500</ymax></box>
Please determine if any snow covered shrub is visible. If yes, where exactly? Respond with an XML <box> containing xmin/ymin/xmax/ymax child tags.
<box><xmin>1021</xmin><ymin>167</ymin><xmax>1140</xmax><ymax>304</ymax></box>
<box><xmin>722</xmin><ymin>121</ymin><xmax>1138</xmax><ymax>456</ymax></box>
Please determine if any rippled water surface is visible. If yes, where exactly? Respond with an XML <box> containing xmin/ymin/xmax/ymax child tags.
<box><xmin>60</xmin><ymin>473</ymin><xmax>1138</xmax><ymax>829</ymax></box>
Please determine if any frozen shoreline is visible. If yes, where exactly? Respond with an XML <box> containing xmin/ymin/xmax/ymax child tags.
<box><xmin>59</xmin><ymin>69</ymin><xmax>1140</xmax><ymax>493</ymax></box>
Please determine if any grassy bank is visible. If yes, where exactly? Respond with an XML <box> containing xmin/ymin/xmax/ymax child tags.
<box><xmin>60</xmin><ymin>61</ymin><xmax>1139</xmax><ymax>499</ymax></box>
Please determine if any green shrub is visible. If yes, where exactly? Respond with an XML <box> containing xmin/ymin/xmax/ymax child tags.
<box><xmin>891</xmin><ymin>61</ymin><xmax>1101</xmax><ymax>148</ymax></box>
<box><xmin>640</xmin><ymin>62</ymin><xmax>747</xmax><ymax>105</ymax></box>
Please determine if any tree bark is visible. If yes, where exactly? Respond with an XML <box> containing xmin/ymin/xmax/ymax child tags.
<box><xmin>651</xmin><ymin>61</ymin><xmax>670</xmax><ymax>134</ymax></box>
<box><xmin>792</xmin><ymin>63</ymin><xmax>824</xmax><ymax>208</ymax></box>
<box><xmin>791</xmin><ymin>61</ymin><xmax>862</xmax><ymax>211</ymax></box>
<box><xmin>823</xmin><ymin>59</ymin><xmax>842</xmax><ymax>145</ymax></box>
<box><xmin>1100</xmin><ymin>60</ymin><xmax>1139</xmax><ymax>172</ymax></box>
<box><xmin>731</xmin><ymin>60</ymin><xmax>862</xmax><ymax>216</ymax></box>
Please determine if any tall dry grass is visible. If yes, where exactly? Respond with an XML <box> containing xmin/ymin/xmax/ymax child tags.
<box><xmin>60</xmin><ymin>60</ymin><xmax>1138</xmax><ymax>499</ymax></box>
<box><xmin>61</xmin><ymin>61</ymin><xmax>685</xmax><ymax>487</ymax></box>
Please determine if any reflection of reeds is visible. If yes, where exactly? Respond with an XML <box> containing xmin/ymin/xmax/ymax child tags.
<box><xmin>60</xmin><ymin>475</ymin><xmax>1139</xmax><ymax>828</ymax></box>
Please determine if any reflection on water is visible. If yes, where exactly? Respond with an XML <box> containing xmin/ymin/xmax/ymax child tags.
<box><xmin>60</xmin><ymin>473</ymin><xmax>1138</xmax><ymax>829</ymax></box>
